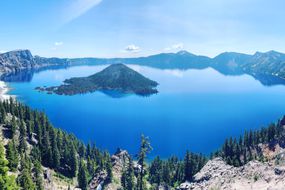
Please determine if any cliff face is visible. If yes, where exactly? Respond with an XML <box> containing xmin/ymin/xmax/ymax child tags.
<box><xmin>0</xmin><ymin>50</ymin><xmax>70</xmax><ymax>75</ymax></box>
<box><xmin>0</xmin><ymin>50</ymin><xmax>35</xmax><ymax>73</ymax></box>
<box><xmin>178</xmin><ymin>153</ymin><xmax>285</xmax><ymax>190</ymax></box>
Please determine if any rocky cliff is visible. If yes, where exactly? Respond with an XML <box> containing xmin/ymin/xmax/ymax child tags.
<box><xmin>0</xmin><ymin>49</ymin><xmax>70</xmax><ymax>75</ymax></box>
<box><xmin>178</xmin><ymin>154</ymin><xmax>285</xmax><ymax>190</ymax></box>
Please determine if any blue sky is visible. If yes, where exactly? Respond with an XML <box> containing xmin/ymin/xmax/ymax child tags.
<box><xmin>0</xmin><ymin>0</ymin><xmax>285</xmax><ymax>58</ymax></box>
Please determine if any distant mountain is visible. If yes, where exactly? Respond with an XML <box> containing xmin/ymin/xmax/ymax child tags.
<box><xmin>0</xmin><ymin>49</ymin><xmax>70</xmax><ymax>75</ymax></box>
<box><xmin>37</xmin><ymin>64</ymin><xmax>159</xmax><ymax>96</ymax></box>
<box><xmin>71</xmin><ymin>50</ymin><xmax>212</xmax><ymax>69</ymax></box>
<box><xmin>242</xmin><ymin>51</ymin><xmax>285</xmax><ymax>78</ymax></box>
<box><xmin>212</xmin><ymin>52</ymin><xmax>251</xmax><ymax>75</ymax></box>
<box><xmin>3</xmin><ymin>49</ymin><xmax>285</xmax><ymax>86</ymax></box>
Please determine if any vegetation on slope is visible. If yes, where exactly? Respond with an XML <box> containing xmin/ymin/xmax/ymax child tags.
<box><xmin>0</xmin><ymin>98</ymin><xmax>206</xmax><ymax>189</ymax></box>
<box><xmin>1</xmin><ymin>97</ymin><xmax>284</xmax><ymax>189</ymax></box>
<box><xmin>37</xmin><ymin>64</ymin><xmax>159</xmax><ymax>96</ymax></box>
<box><xmin>215</xmin><ymin>116</ymin><xmax>285</xmax><ymax>167</ymax></box>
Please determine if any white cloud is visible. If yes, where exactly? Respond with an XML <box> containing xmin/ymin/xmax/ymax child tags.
<box><xmin>164</xmin><ymin>43</ymin><xmax>184</xmax><ymax>51</ymax></box>
<box><xmin>0</xmin><ymin>50</ymin><xmax>7</xmax><ymax>54</ymax></box>
<box><xmin>54</xmin><ymin>42</ymin><xmax>63</xmax><ymax>46</ymax></box>
<box><xmin>124</xmin><ymin>44</ymin><xmax>141</xmax><ymax>53</ymax></box>
<box><xmin>52</xmin><ymin>42</ymin><xmax>64</xmax><ymax>50</ymax></box>
<box><xmin>63</xmin><ymin>0</ymin><xmax>103</xmax><ymax>23</ymax></box>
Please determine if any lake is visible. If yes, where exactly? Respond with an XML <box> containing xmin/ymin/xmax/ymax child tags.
<box><xmin>6</xmin><ymin>64</ymin><xmax>285</xmax><ymax>158</ymax></box>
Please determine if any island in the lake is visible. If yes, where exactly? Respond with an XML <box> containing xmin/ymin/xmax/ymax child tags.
<box><xmin>36</xmin><ymin>63</ymin><xmax>159</xmax><ymax>96</ymax></box>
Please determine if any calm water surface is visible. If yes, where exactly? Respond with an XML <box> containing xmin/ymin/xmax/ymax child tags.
<box><xmin>7</xmin><ymin>65</ymin><xmax>285</xmax><ymax>158</ymax></box>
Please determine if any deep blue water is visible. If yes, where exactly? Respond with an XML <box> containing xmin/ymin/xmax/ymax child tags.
<box><xmin>6</xmin><ymin>65</ymin><xmax>285</xmax><ymax>158</ymax></box>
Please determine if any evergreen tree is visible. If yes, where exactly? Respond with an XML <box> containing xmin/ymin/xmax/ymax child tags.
<box><xmin>137</xmin><ymin>135</ymin><xmax>152</xmax><ymax>190</ymax></box>
<box><xmin>105</xmin><ymin>154</ymin><xmax>113</xmax><ymax>183</ymax></box>
<box><xmin>34</xmin><ymin>160</ymin><xmax>44</xmax><ymax>190</ymax></box>
<box><xmin>0</xmin><ymin>140</ymin><xmax>18</xmax><ymax>190</ymax></box>
<box><xmin>6</xmin><ymin>139</ymin><xmax>18</xmax><ymax>172</ymax></box>
<box><xmin>121</xmin><ymin>156</ymin><xmax>134</xmax><ymax>190</ymax></box>
<box><xmin>149</xmin><ymin>156</ymin><xmax>162</xmax><ymax>185</ymax></box>
<box><xmin>69</xmin><ymin>143</ymin><xmax>78</xmax><ymax>177</ymax></box>
<box><xmin>17</xmin><ymin>155</ymin><xmax>36</xmax><ymax>190</ymax></box>
<box><xmin>184</xmin><ymin>151</ymin><xmax>192</xmax><ymax>181</ymax></box>
<box><xmin>78</xmin><ymin>159</ymin><xmax>88</xmax><ymax>190</ymax></box>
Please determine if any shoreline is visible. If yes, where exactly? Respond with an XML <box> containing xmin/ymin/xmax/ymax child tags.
<box><xmin>0</xmin><ymin>81</ymin><xmax>12</xmax><ymax>101</ymax></box>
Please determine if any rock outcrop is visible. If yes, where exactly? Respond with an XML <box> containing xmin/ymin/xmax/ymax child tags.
<box><xmin>0</xmin><ymin>49</ymin><xmax>70</xmax><ymax>76</ymax></box>
<box><xmin>0</xmin><ymin>50</ymin><xmax>35</xmax><ymax>73</ymax></box>
<box><xmin>90</xmin><ymin>149</ymin><xmax>131</xmax><ymax>190</ymax></box>
<box><xmin>177</xmin><ymin>157</ymin><xmax>285</xmax><ymax>190</ymax></box>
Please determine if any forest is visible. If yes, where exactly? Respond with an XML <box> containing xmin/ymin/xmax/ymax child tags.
<box><xmin>0</xmin><ymin>98</ymin><xmax>206</xmax><ymax>190</ymax></box>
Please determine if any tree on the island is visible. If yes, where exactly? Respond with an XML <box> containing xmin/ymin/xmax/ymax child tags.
<box><xmin>0</xmin><ymin>140</ymin><xmax>19</xmax><ymax>190</ymax></box>
<box><xmin>78</xmin><ymin>159</ymin><xmax>88</xmax><ymax>190</ymax></box>
<box><xmin>6</xmin><ymin>139</ymin><xmax>18</xmax><ymax>172</ymax></box>
<box><xmin>137</xmin><ymin>135</ymin><xmax>152</xmax><ymax>190</ymax></box>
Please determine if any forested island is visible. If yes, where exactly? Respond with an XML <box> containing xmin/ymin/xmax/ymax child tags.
<box><xmin>36</xmin><ymin>64</ymin><xmax>159</xmax><ymax>96</ymax></box>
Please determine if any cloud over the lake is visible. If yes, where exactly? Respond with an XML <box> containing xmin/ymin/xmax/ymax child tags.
<box><xmin>124</xmin><ymin>44</ymin><xmax>141</xmax><ymax>53</ymax></box>
<box><xmin>55</xmin><ymin>42</ymin><xmax>64</xmax><ymax>46</ymax></box>
<box><xmin>52</xmin><ymin>42</ymin><xmax>64</xmax><ymax>50</ymax></box>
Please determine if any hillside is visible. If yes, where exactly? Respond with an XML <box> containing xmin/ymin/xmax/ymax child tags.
<box><xmin>1</xmin><ymin>99</ymin><xmax>285</xmax><ymax>189</ymax></box>
<box><xmin>0</xmin><ymin>99</ymin><xmax>206</xmax><ymax>190</ymax></box>
<box><xmin>37</xmin><ymin>64</ymin><xmax>159</xmax><ymax>96</ymax></box>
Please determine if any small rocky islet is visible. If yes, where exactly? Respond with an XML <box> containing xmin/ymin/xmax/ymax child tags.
<box><xmin>36</xmin><ymin>63</ymin><xmax>159</xmax><ymax>96</ymax></box>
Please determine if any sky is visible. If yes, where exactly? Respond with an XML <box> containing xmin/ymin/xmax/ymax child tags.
<box><xmin>0</xmin><ymin>0</ymin><xmax>285</xmax><ymax>58</ymax></box>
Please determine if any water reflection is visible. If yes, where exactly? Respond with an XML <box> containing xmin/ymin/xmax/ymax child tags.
<box><xmin>2</xmin><ymin>64</ymin><xmax>285</xmax><ymax>87</ymax></box>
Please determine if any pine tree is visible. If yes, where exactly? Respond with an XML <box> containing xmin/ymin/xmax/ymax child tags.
<box><xmin>137</xmin><ymin>135</ymin><xmax>152</xmax><ymax>190</ymax></box>
<box><xmin>17</xmin><ymin>155</ymin><xmax>36</xmax><ymax>190</ymax></box>
<box><xmin>69</xmin><ymin>143</ymin><xmax>78</xmax><ymax>177</ymax></box>
<box><xmin>184</xmin><ymin>151</ymin><xmax>192</xmax><ymax>181</ymax></box>
<box><xmin>105</xmin><ymin>155</ymin><xmax>113</xmax><ymax>183</ymax></box>
<box><xmin>34</xmin><ymin>160</ymin><xmax>44</xmax><ymax>190</ymax></box>
<box><xmin>78</xmin><ymin>159</ymin><xmax>88</xmax><ymax>190</ymax></box>
<box><xmin>6</xmin><ymin>139</ymin><xmax>18</xmax><ymax>172</ymax></box>
<box><xmin>0</xmin><ymin>140</ymin><xmax>19</xmax><ymax>190</ymax></box>
<box><xmin>10</xmin><ymin>116</ymin><xmax>17</xmax><ymax>138</ymax></box>
<box><xmin>18</xmin><ymin>121</ymin><xmax>27</xmax><ymax>154</ymax></box>
<box><xmin>121</xmin><ymin>156</ymin><xmax>134</xmax><ymax>190</ymax></box>
<box><xmin>149</xmin><ymin>156</ymin><xmax>162</xmax><ymax>185</ymax></box>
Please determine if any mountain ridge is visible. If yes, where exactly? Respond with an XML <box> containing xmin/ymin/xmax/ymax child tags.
<box><xmin>2</xmin><ymin>49</ymin><xmax>285</xmax><ymax>85</ymax></box>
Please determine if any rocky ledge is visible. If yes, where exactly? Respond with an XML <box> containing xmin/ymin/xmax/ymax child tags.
<box><xmin>178</xmin><ymin>156</ymin><xmax>285</xmax><ymax>190</ymax></box>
